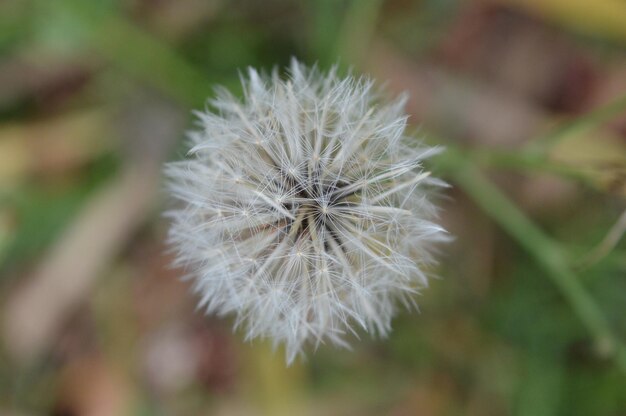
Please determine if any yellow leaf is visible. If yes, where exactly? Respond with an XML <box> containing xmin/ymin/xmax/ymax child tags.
<box><xmin>549</xmin><ymin>130</ymin><xmax>626</xmax><ymax>195</ymax></box>
<box><xmin>489</xmin><ymin>0</ymin><xmax>626</xmax><ymax>43</ymax></box>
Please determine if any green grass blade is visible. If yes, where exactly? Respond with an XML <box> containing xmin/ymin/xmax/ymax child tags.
<box><xmin>527</xmin><ymin>94</ymin><xmax>626</xmax><ymax>155</ymax></box>
<box><xmin>442</xmin><ymin>149</ymin><xmax>626</xmax><ymax>373</ymax></box>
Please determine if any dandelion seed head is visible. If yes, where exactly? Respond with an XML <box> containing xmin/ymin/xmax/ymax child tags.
<box><xmin>165</xmin><ymin>59</ymin><xmax>448</xmax><ymax>364</ymax></box>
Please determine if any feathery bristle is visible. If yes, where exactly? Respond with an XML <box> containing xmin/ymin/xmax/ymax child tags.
<box><xmin>165</xmin><ymin>59</ymin><xmax>448</xmax><ymax>364</ymax></box>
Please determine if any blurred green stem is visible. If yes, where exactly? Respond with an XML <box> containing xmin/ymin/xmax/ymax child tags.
<box><xmin>436</xmin><ymin>92</ymin><xmax>626</xmax><ymax>184</ymax></box>
<box><xmin>440</xmin><ymin>148</ymin><xmax>626</xmax><ymax>373</ymax></box>
<box><xmin>468</xmin><ymin>147</ymin><xmax>592</xmax><ymax>183</ymax></box>
<box><xmin>525</xmin><ymin>93</ymin><xmax>626</xmax><ymax>155</ymax></box>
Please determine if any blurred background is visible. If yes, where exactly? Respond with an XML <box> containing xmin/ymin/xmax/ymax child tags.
<box><xmin>1</xmin><ymin>0</ymin><xmax>626</xmax><ymax>415</ymax></box>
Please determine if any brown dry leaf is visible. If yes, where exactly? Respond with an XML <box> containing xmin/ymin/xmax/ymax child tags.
<box><xmin>363</xmin><ymin>40</ymin><xmax>547</xmax><ymax>147</ymax></box>
<box><xmin>589</xmin><ymin>60</ymin><xmax>626</xmax><ymax>132</ymax></box>
<box><xmin>55</xmin><ymin>354</ymin><xmax>135</xmax><ymax>416</ymax></box>
<box><xmin>130</xmin><ymin>247</ymin><xmax>189</xmax><ymax>332</ymax></box>
<box><xmin>0</xmin><ymin>109</ymin><xmax>111</xmax><ymax>187</ymax></box>
<box><xmin>364</xmin><ymin>40</ymin><xmax>626</xmax><ymax>196</ymax></box>
<box><xmin>3</xmin><ymin>162</ymin><xmax>160</xmax><ymax>362</ymax></box>
<box><xmin>439</xmin><ymin>2</ymin><xmax>598</xmax><ymax>111</ymax></box>
<box><xmin>0</xmin><ymin>58</ymin><xmax>91</xmax><ymax>111</ymax></box>
<box><xmin>2</xmin><ymin>94</ymin><xmax>182</xmax><ymax>364</ymax></box>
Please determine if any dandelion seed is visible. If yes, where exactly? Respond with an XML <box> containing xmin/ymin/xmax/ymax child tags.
<box><xmin>165</xmin><ymin>59</ymin><xmax>448</xmax><ymax>364</ymax></box>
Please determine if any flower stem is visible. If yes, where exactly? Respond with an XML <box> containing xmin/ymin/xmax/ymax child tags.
<box><xmin>441</xmin><ymin>149</ymin><xmax>626</xmax><ymax>372</ymax></box>
<box><xmin>525</xmin><ymin>93</ymin><xmax>626</xmax><ymax>155</ymax></box>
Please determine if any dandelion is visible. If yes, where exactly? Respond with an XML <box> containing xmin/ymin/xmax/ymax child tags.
<box><xmin>165</xmin><ymin>59</ymin><xmax>448</xmax><ymax>364</ymax></box>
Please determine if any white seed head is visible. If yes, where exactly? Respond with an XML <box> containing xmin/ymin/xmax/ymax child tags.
<box><xmin>165</xmin><ymin>59</ymin><xmax>448</xmax><ymax>364</ymax></box>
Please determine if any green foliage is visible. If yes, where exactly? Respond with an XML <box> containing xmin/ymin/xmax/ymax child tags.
<box><xmin>2</xmin><ymin>0</ymin><xmax>625</xmax><ymax>414</ymax></box>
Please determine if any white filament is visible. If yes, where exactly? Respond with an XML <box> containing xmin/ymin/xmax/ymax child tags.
<box><xmin>165</xmin><ymin>59</ymin><xmax>448</xmax><ymax>364</ymax></box>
